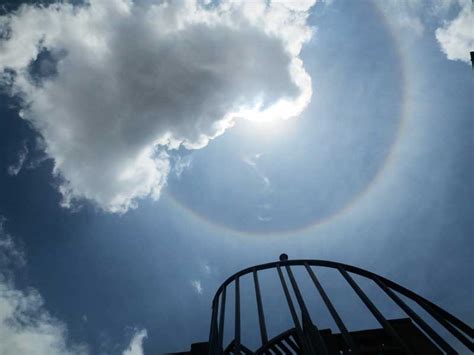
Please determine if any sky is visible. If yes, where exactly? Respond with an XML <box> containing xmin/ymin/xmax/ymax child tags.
<box><xmin>0</xmin><ymin>0</ymin><xmax>473</xmax><ymax>354</ymax></box>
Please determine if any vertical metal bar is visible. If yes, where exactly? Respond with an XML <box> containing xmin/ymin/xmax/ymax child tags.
<box><xmin>218</xmin><ymin>287</ymin><xmax>227</xmax><ymax>354</ymax></box>
<box><xmin>276</xmin><ymin>265</ymin><xmax>312</xmax><ymax>354</ymax></box>
<box><xmin>338</xmin><ymin>267</ymin><xmax>413</xmax><ymax>354</ymax></box>
<box><xmin>284</xmin><ymin>264</ymin><xmax>328</xmax><ymax>355</ymax></box>
<box><xmin>235</xmin><ymin>277</ymin><xmax>241</xmax><ymax>354</ymax></box>
<box><xmin>253</xmin><ymin>269</ymin><xmax>268</xmax><ymax>345</ymax></box>
<box><xmin>304</xmin><ymin>263</ymin><xmax>359</xmax><ymax>354</ymax></box>
<box><xmin>374</xmin><ymin>277</ymin><xmax>457</xmax><ymax>354</ymax></box>
<box><xmin>209</xmin><ymin>298</ymin><xmax>219</xmax><ymax>355</ymax></box>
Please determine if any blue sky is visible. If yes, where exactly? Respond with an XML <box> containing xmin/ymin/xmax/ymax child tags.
<box><xmin>0</xmin><ymin>0</ymin><xmax>472</xmax><ymax>354</ymax></box>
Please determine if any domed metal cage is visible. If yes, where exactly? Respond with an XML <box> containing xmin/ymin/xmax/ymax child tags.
<box><xmin>204</xmin><ymin>255</ymin><xmax>473</xmax><ymax>355</ymax></box>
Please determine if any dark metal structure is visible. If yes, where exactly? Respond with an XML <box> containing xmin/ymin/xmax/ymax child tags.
<box><xmin>202</xmin><ymin>254</ymin><xmax>473</xmax><ymax>355</ymax></box>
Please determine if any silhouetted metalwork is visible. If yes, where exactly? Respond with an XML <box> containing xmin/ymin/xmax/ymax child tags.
<box><xmin>205</xmin><ymin>254</ymin><xmax>473</xmax><ymax>355</ymax></box>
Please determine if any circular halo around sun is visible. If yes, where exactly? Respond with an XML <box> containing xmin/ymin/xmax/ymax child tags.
<box><xmin>165</xmin><ymin>1</ymin><xmax>408</xmax><ymax>236</ymax></box>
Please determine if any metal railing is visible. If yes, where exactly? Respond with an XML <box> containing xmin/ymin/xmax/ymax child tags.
<box><xmin>208</xmin><ymin>254</ymin><xmax>473</xmax><ymax>354</ymax></box>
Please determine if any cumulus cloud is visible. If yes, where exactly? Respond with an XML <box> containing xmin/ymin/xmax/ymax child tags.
<box><xmin>122</xmin><ymin>329</ymin><xmax>147</xmax><ymax>355</ymax></box>
<box><xmin>436</xmin><ymin>0</ymin><xmax>473</xmax><ymax>64</ymax></box>
<box><xmin>378</xmin><ymin>0</ymin><xmax>472</xmax><ymax>63</ymax></box>
<box><xmin>0</xmin><ymin>0</ymin><xmax>314</xmax><ymax>213</ymax></box>
<box><xmin>0</xmin><ymin>217</ymin><xmax>146</xmax><ymax>355</ymax></box>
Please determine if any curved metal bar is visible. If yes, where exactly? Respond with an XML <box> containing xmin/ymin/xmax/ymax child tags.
<box><xmin>211</xmin><ymin>260</ymin><xmax>473</xmax><ymax>334</ymax></box>
<box><xmin>209</xmin><ymin>258</ymin><xmax>474</xmax><ymax>353</ymax></box>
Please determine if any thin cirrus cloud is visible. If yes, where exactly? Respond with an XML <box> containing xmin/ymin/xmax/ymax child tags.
<box><xmin>0</xmin><ymin>0</ymin><xmax>315</xmax><ymax>213</ymax></box>
<box><xmin>242</xmin><ymin>153</ymin><xmax>271</xmax><ymax>190</ymax></box>
<box><xmin>0</xmin><ymin>216</ymin><xmax>147</xmax><ymax>355</ymax></box>
<box><xmin>191</xmin><ymin>280</ymin><xmax>203</xmax><ymax>295</ymax></box>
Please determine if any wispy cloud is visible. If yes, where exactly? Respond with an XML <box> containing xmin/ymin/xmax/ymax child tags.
<box><xmin>257</xmin><ymin>215</ymin><xmax>272</xmax><ymax>222</ymax></box>
<box><xmin>0</xmin><ymin>217</ymin><xmax>146</xmax><ymax>355</ymax></box>
<box><xmin>7</xmin><ymin>142</ymin><xmax>28</xmax><ymax>176</ymax></box>
<box><xmin>172</xmin><ymin>155</ymin><xmax>193</xmax><ymax>179</ymax></box>
<box><xmin>0</xmin><ymin>217</ymin><xmax>87</xmax><ymax>355</ymax></box>
<box><xmin>0</xmin><ymin>217</ymin><xmax>25</xmax><ymax>270</ymax></box>
<box><xmin>202</xmin><ymin>264</ymin><xmax>212</xmax><ymax>275</ymax></box>
<box><xmin>242</xmin><ymin>153</ymin><xmax>263</xmax><ymax>168</ymax></box>
<box><xmin>191</xmin><ymin>280</ymin><xmax>203</xmax><ymax>295</ymax></box>
<box><xmin>242</xmin><ymin>153</ymin><xmax>272</xmax><ymax>190</ymax></box>
<box><xmin>376</xmin><ymin>1</ymin><xmax>428</xmax><ymax>38</ymax></box>
<box><xmin>122</xmin><ymin>329</ymin><xmax>147</xmax><ymax>355</ymax></box>
<box><xmin>243</xmin><ymin>154</ymin><xmax>274</xmax><ymax>222</ymax></box>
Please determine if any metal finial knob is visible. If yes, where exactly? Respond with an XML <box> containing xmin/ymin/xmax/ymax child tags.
<box><xmin>279</xmin><ymin>253</ymin><xmax>288</xmax><ymax>261</ymax></box>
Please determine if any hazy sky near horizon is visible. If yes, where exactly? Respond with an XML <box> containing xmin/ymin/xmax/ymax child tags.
<box><xmin>0</xmin><ymin>0</ymin><xmax>472</xmax><ymax>354</ymax></box>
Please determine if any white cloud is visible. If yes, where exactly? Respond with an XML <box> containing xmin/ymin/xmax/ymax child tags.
<box><xmin>0</xmin><ymin>285</ymin><xmax>88</xmax><ymax>355</ymax></box>
<box><xmin>7</xmin><ymin>142</ymin><xmax>28</xmax><ymax>176</ymax></box>
<box><xmin>242</xmin><ymin>153</ymin><xmax>262</xmax><ymax>168</ymax></box>
<box><xmin>0</xmin><ymin>218</ymin><xmax>87</xmax><ymax>355</ymax></box>
<box><xmin>272</xmin><ymin>0</ymin><xmax>316</xmax><ymax>12</ymax></box>
<box><xmin>0</xmin><ymin>217</ymin><xmax>146</xmax><ymax>355</ymax></box>
<box><xmin>436</xmin><ymin>0</ymin><xmax>473</xmax><ymax>64</ymax></box>
<box><xmin>203</xmin><ymin>264</ymin><xmax>211</xmax><ymax>275</ymax></box>
<box><xmin>257</xmin><ymin>215</ymin><xmax>272</xmax><ymax>222</ymax></box>
<box><xmin>242</xmin><ymin>153</ymin><xmax>271</xmax><ymax>190</ymax></box>
<box><xmin>122</xmin><ymin>329</ymin><xmax>147</xmax><ymax>355</ymax></box>
<box><xmin>191</xmin><ymin>280</ymin><xmax>203</xmax><ymax>295</ymax></box>
<box><xmin>377</xmin><ymin>0</ymin><xmax>428</xmax><ymax>38</ymax></box>
<box><xmin>172</xmin><ymin>155</ymin><xmax>192</xmax><ymax>179</ymax></box>
<box><xmin>377</xmin><ymin>0</ymin><xmax>472</xmax><ymax>64</ymax></box>
<box><xmin>257</xmin><ymin>203</ymin><xmax>273</xmax><ymax>223</ymax></box>
<box><xmin>0</xmin><ymin>217</ymin><xmax>25</xmax><ymax>271</ymax></box>
<box><xmin>0</xmin><ymin>0</ymin><xmax>315</xmax><ymax>213</ymax></box>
